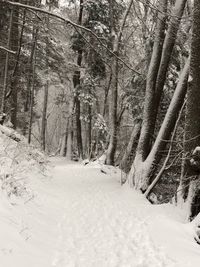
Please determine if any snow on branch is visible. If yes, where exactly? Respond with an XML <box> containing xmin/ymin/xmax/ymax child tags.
<box><xmin>0</xmin><ymin>125</ymin><xmax>22</xmax><ymax>142</ymax></box>
<box><xmin>3</xmin><ymin>0</ymin><xmax>141</xmax><ymax>75</ymax></box>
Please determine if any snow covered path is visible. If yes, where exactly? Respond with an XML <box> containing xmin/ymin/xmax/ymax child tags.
<box><xmin>1</xmin><ymin>159</ymin><xmax>200</xmax><ymax>267</ymax></box>
<box><xmin>50</xmin><ymin>161</ymin><xmax>171</xmax><ymax>267</ymax></box>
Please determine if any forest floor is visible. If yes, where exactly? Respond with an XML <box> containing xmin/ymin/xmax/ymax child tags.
<box><xmin>1</xmin><ymin>156</ymin><xmax>200</xmax><ymax>267</ymax></box>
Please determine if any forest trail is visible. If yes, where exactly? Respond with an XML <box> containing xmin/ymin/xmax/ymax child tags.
<box><xmin>49</xmin><ymin>160</ymin><xmax>172</xmax><ymax>267</ymax></box>
<box><xmin>1</xmin><ymin>158</ymin><xmax>199</xmax><ymax>267</ymax></box>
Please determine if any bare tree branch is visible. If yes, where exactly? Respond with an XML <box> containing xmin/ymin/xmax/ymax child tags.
<box><xmin>0</xmin><ymin>46</ymin><xmax>16</xmax><ymax>55</ymax></box>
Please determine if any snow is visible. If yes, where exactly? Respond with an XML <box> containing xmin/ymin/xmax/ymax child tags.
<box><xmin>0</xmin><ymin>141</ymin><xmax>200</xmax><ymax>266</ymax></box>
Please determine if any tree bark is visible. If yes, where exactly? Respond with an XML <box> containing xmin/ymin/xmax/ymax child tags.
<box><xmin>106</xmin><ymin>0</ymin><xmax>133</xmax><ymax>165</ymax></box>
<box><xmin>153</xmin><ymin>0</ymin><xmax>187</xmax><ymax>129</ymax></box>
<box><xmin>1</xmin><ymin>8</ymin><xmax>13</xmax><ymax>113</ymax></box>
<box><xmin>179</xmin><ymin>0</ymin><xmax>200</xmax><ymax>220</ymax></box>
<box><xmin>129</xmin><ymin>58</ymin><xmax>189</xmax><ymax>191</ymax></box>
<box><xmin>136</xmin><ymin>0</ymin><xmax>168</xmax><ymax>161</ymax></box>
<box><xmin>10</xmin><ymin>5</ymin><xmax>24</xmax><ymax>129</ymax></box>
<box><xmin>28</xmin><ymin>31</ymin><xmax>37</xmax><ymax>144</ymax></box>
<box><xmin>120</xmin><ymin>119</ymin><xmax>141</xmax><ymax>172</ymax></box>
<box><xmin>73</xmin><ymin>0</ymin><xmax>84</xmax><ymax>159</ymax></box>
<box><xmin>136</xmin><ymin>0</ymin><xmax>187</xmax><ymax>163</ymax></box>
<box><xmin>41</xmin><ymin>7</ymin><xmax>51</xmax><ymax>151</ymax></box>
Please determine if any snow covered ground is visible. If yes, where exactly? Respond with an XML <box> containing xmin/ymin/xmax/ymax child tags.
<box><xmin>0</xmin><ymin>154</ymin><xmax>200</xmax><ymax>267</ymax></box>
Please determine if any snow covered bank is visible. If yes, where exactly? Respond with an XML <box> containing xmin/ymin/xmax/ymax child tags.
<box><xmin>0</xmin><ymin>137</ymin><xmax>200</xmax><ymax>267</ymax></box>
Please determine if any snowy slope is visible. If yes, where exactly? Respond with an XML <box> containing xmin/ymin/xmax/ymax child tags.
<box><xmin>0</xmin><ymin>142</ymin><xmax>200</xmax><ymax>267</ymax></box>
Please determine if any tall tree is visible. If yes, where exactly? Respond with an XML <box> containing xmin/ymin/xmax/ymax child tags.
<box><xmin>135</xmin><ymin>0</ymin><xmax>168</xmax><ymax>162</ymax></box>
<box><xmin>106</xmin><ymin>0</ymin><xmax>133</xmax><ymax>165</ymax></box>
<box><xmin>10</xmin><ymin>4</ymin><xmax>25</xmax><ymax>128</ymax></box>
<box><xmin>179</xmin><ymin>0</ymin><xmax>200</xmax><ymax>220</ymax></box>
<box><xmin>1</xmin><ymin>7</ymin><xmax>13</xmax><ymax>113</ymax></box>
<box><xmin>72</xmin><ymin>0</ymin><xmax>84</xmax><ymax>159</ymax></box>
<box><xmin>129</xmin><ymin>0</ymin><xmax>188</xmax><ymax>191</ymax></box>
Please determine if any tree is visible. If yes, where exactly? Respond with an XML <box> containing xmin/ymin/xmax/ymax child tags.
<box><xmin>128</xmin><ymin>0</ymin><xmax>188</xmax><ymax>191</ymax></box>
<box><xmin>72</xmin><ymin>0</ymin><xmax>84</xmax><ymax>159</ymax></box>
<box><xmin>105</xmin><ymin>0</ymin><xmax>133</xmax><ymax>165</ymax></box>
<box><xmin>179</xmin><ymin>0</ymin><xmax>200</xmax><ymax>221</ymax></box>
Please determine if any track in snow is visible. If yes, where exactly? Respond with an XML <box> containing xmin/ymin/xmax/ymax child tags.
<box><xmin>50</xmin><ymin>161</ymin><xmax>173</xmax><ymax>267</ymax></box>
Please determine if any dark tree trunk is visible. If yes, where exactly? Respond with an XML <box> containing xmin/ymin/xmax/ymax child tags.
<box><xmin>120</xmin><ymin>120</ymin><xmax>141</xmax><ymax>172</ymax></box>
<box><xmin>103</xmin><ymin>71</ymin><xmax>112</xmax><ymax>117</ymax></box>
<box><xmin>73</xmin><ymin>0</ymin><xmax>84</xmax><ymax>159</ymax></box>
<box><xmin>136</xmin><ymin>0</ymin><xmax>168</xmax><ymax>161</ymax></box>
<box><xmin>179</xmin><ymin>0</ymin><xmax>200</xmax><ymax>220</ymax></box>
<box><xmin>106</xmin><ymin>0</ymin><xmax>133</xmax><ymax>165</ymax></box>
<box><xmin>41</xmin><ymin>83</ymin><xmax>48</xmax><ymax>151</ymax></box>
<box><xmin>28</xmin><ymin>31</ymin><xmax>37</xmax><ymax>144</ymax></box>
<box><xmin>88</xmin><ymin>104</ymin><xmax>92</xmax><ymax>158</ymax></box>
<box><xmin>130</xmin><ymin>59</ymin><xmax>189</xmax><ymax>191</ymax></box>
<box><xmin>1</xmin><ymin>8</ymin><xmax>13</xmax><ymax>113</ymax></box>
<box><xmin>106</xmin><ymin>56</ymin><xmax>119</xmax><ymax>165</ymax></box>
<box><xmin>153</xmin><ymin>0</ymin><xmax>187</xmax><ymax>132</ymax></box>
<box><xmin>10</xmin><ymin>8</ymin><xmax>26</xmax><ymax>129</ymax></box>
<box><xmin>41</xmin><ymin>8</ymin><xmax>51</xmax><ymax>151</ymax></box>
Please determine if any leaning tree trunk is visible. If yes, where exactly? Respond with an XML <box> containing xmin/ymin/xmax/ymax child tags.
<box><xmin>179</xmin><ymin>0</ymin><xmax>200</xmax><ymax>221</ymax></box>
<box><xmin>136</xmin><ymin>0</ymin><xmax>168</xmax><ymax>161</ymax></box>
<box><xmin>129</xmin><ymin>58</ymin><xmax>190</xmax><ymax>191</ymax></box>
<box><xmin>153</xmin><ymin>0</ymin><xmax>187</xmax><ymax>129</ymax></box>
<box><xmin>137</xmin><ymin>0</ymin><xmax>187</xmax><ymax>164</ymax></box>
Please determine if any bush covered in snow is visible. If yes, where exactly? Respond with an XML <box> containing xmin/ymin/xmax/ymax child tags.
<box><xmin>0</xmin><ymin>126</ymin><xmax>48</xmax><ymax>200</ymax></box>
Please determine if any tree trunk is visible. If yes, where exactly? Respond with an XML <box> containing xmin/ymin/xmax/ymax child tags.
<box><xmin>41</xmin><ymin>83</ymin><xmax>48</xmax><ymax>151</ymax></box>
<box><xmin>136</xmin><ymin>0</ymin><xmax>187</xmax><ymax>164</ymax></box>
<box><xmin>87</xmin><ymin>104</ymin><xmax>92</xmax><ymax>158</ymax></box>
<box><xmin>179</xmin><ymin>0</ymin><xmax>200</xmax><ymax>220</ymax></box>
<box><xmin>1</xmin><ymin>8</ymin><xmax>13</xmax><ymax>113</ymax></box>
<box><xmin>73</xmin><ymin>0</ymin><xmax>84</xmax><ymax>159</ymax></box>
<box><xmin>60</xmin><ymin>121</ymin><xmax>68</xmax><ymax>157</ymax></box>
<box><xmin>10</xmin><ymin>5</ymin><xmax>24</xmax><ymax>129</ymax></box>
<box><xmin>106</xmin><ymin>56</ymin><xmax>119</xmax><ymax>165</ymax></box>
<box><xmin>106</xmin><ymin>0</ymin><xmax>133</xmax><ymax>165</ymax></box>
<box><xmin>28</xmin><ymin>35</ymin><xmax>37</xmax><ymax>144</ymax></box>
<box><xmin>103</xmin><ymin>71</ymin><xmax>112</xmax><ymax>117</ymax></box>
<box><xmin>129</xmin><ymin>58</ymin><xmax>189</xmax><ymax>191</ymax></box>
<box><xmin>66</xmin><ymin>114</ymin><xmax>73</xmax><ymax>160</ymax></box>
<box><xmin>41</xmin><ymin>10</ymin><xmax>50</xmax><ymax>151</ymax></box>
<box><xmin>136</xmin><ymin>0</ymin><xmax>167</xmax><ymax>161</ymax></box>
<box><xmin>120</xmin><ymin>119</ymin><xmax>141</xmax><ymax>172</ymax></box>
<box><xmin>153</xmin><ymin>0</ymin><xmax>187</xmax><ymax>128</ymax></box>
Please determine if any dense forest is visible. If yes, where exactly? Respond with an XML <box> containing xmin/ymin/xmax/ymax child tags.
<box><xmin>0</xmin><ymin>0</ymin><xmax>200</xmax><ymax>222</ymax></box>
